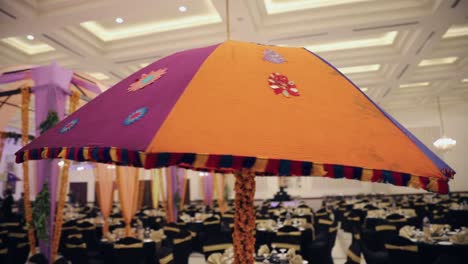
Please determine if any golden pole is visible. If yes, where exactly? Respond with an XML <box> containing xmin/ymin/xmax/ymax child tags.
<box><xmin>21</xmin><ymin>86</ymin><xmax>36</xmax><ymax>255</ymax></box>
<box><xmin>51</xmin><ymin>90</ymin><xmax>80</xmax><ymax>262</ymax></box>
<box><xmin>226</xmin><ymin>0</ymin><xmax>231</xmax><ymax>40</ymax></box>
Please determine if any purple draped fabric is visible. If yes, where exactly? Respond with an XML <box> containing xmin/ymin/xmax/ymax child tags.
<box><xmin>169</xmin><ymin>166</ymin><xmax>185</xmax><ymax>221</ymax></box>
<box><xmin>203</xmin><ymin>173</ymin><xmax>214</xmax><ymax>205</ymax></box>
<box><xmin>0</xmin><ymin>71</ymin><xmax>29</xmax><ymax>84</ymax></box>
<box><xmin>31</xmin><ymin>63</ymin><xmax>72</xmax><ymax>259</ymax></box>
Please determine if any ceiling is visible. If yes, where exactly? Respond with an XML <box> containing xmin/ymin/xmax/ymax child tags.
<box><xmin>0</xmin><ymin>0</ymin><xmax>467</xmax><ymax>131</ymax></box>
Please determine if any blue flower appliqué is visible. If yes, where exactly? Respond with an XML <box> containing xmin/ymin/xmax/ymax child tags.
<box><xmin>60</xmin><ymin>119</ymin><xmax>79</xmax><ymax>134</ymax></box>
<box><xmin>124</xmin><ymin>107</ymin><xmax>148</xmax><ymax>126</ymax></box>
<box><xmin>263</xmin><ymin>49</ymin><xmax>286</xmax><ymax>64</ymax></box>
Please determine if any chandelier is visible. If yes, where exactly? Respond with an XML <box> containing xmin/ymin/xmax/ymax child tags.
<box><xmin>433</xmin><ymin>97</ymin><xmax>456</xmax><ymax>151</ymax></box>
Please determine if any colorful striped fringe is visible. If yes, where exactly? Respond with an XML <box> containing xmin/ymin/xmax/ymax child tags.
<box><xmin>16</xmin><ymin>146</ymin><xmax>451</xmax><ymax>194</ymax></box>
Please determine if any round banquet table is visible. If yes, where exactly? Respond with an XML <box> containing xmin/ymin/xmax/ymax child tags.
<box><xmin>100</xmin><ymin>239</ymin><xmax>158</xmax><ymax>264</ymax></box>
<box><xmin>416</xmin><ymin>241</ymin><xmax>468</xmax><ymax>263</ymax></box>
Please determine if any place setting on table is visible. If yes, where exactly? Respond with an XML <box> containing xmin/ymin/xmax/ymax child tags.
<box><xmin>99</xmin><ymin>221</ymin><xmax>166</xmax><ymax>264</ymax></box>
<box><xmin>206</xmin><ymin>245</ymin><xmax>307</xmax><ymax>264</ymax></box>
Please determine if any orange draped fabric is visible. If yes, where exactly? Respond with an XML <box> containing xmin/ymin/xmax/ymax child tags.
<box><xmin>214</xmin><ymin>173</ymin><xmax>227</xmax><ymax>213</ymax></box>
<box><xmin>116</xmin><ymin>166</ymin><xmax>140</xmax><ymax>236</ymax></box>
<box><xmin>165</xmin><ymin>167</ymin><xmax>174</xmax><ymax>223</ymax></box>
<box><xmin>96</xmin><ymin>164</ymin><xmax>114</xmax><ymax>236</ymax></box>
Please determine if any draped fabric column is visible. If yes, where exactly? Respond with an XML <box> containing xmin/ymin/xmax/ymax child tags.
<box><xmin>96</xmin><ymin>164</ymin><xmax>114</xmax><ymax>235</ymax></box>
<box><xmin>152</xmin><ymin>169</ymin><xmax>164</xmax><ymax>209</ymax></box>
<box><xmin>31</xmin><ymin>64</ymin><xmax>72</xmax><ymax>260</ymax></box>
<box><xmin>214</xmin><ymin>173</ymin><xmax>227</xmax><ymax>213</ymax></box>
<box><xmin>179</xmin><ymin>170</ymin><xmax>188</xmax><ymax>210</ymax></box>
<box><xmin>116</xmin><ymin>166</ymin><xmax>140</xmax><ymax>236</ymax></box>
<box><xmin>202</xmin><ymin>173</ymin><xmax>214</xmax><ymax>206</ymax></box>
<box><xmin>166</xmin><ymin>166</ymin><xmax>185</xmax><ymax>222</ymax></box>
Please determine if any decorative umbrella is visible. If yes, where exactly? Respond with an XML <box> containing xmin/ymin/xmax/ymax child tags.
<box><xmin>16</xmin><ymin>40</ymin><xmax>455</xmax><ymax>264</ymax></box>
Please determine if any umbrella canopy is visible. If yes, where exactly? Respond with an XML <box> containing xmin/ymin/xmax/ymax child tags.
<box><xmin>16</xmin><ymin>40</ymin><xmax>454</xmax><ymax>193</ymax></box>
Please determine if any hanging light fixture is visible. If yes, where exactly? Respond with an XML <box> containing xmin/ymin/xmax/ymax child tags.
<box><xmin>433</xmin><ymin>97</ymin><xmax>456</xmax><ymax>151</ymax></box>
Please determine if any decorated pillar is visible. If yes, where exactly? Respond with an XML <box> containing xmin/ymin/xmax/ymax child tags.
<box><xmin>31</xmin><ymin>63</ymin><xmax>72</xmax><ymax>260</ymax></box>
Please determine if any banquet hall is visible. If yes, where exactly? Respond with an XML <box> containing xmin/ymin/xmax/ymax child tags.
<box><xmin>0</xmin><ymin>0</ymin><xmax>468</xmax><ymax>264</ymax></box>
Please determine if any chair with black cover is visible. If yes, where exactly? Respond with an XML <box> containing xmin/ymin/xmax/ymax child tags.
<box><xmin>345</xmin><ymin>233</ymin><xmax>362</xmax><ymax>264</ymax></box>
<box><xmin>172</xmin><ymin>229</ymin><xmax>192</xmax><ymax>264</ymax></box>
<box><xmin>158</xmin><ymin>247</ymin><xmax>174</xmax><ymax>264</ymax></box>
<box><xmin>6</xmin><ymin>230</ymin><xmax>29</xmax><ymax>264</ymax></box>
<box><xmin>112</xmin><ymin>236</ymin><xmax>146</xmax><ymax>264</ymax></box>
<box><xmin>271</xmin><ymin>225</ymin><xmax>301</xmax><ymax>253</ymax></box>
<box><xmin>0</xmin><ymin>240</ymin><xmax>8</xmax><ymax>264</ymax></box>
<box><xmin>386</xmin><ymin>214</ymin><xmax>407</xmax><ymax>231</ymax></box>
<box><xmin>28</xmin><ymin>253</ymin><xmax>48</xmax><ymax>264</ymax></box>
<box><xmin>62</xmin><ymin>237</ymin><xmax>89</xmax><ymax>264</ymax></box>
<box><xmin>384</xmin><ymin>235</ymin><xmax>420</xmax><ymax>264</ymax></box>
<box><xmin>163</xmin><ymin>223</ymin><xmax>182</xmax><ymax>245</ymax></box>
<box><xmin>77</xmin><ymin>220</ymin><xmax>99</xmax><ymax>251</ymax></box>
<box><xmin>202</xmin><ymin>232</ymin><xmax>233</xmax><ymax>259</ymax></box>
<box><xmin>303</xmin><ymin>221</ymin><xmax>336</xmax><ymax>264</ymax></box>
<box><xmin>360</xmin><ymin>227</ymin><xmax>390</xmax><ymax>264</ymax></box>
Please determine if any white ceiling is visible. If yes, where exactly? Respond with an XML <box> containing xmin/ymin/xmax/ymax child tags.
<box><xmin>0</xmin><ymin>0</ymin><xmax>467</xmax><ymax>117</ymax></box>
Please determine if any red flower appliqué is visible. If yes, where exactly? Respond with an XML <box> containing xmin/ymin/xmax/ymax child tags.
<box><xmin>128</xmin><ymin>68</ymin><xmax>167</xmax><ymax>92</ymax></box>
<box><xmin>268</xmin><ymin>73</ymin><xmax>299</xmax><ymax>97</ymax></box>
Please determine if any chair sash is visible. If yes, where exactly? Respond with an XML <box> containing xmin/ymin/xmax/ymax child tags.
<box><xmin>77</xmin><ymin>225</ymin><xmax>95</xmax><ymax>231</ymax></box>
<box><xmin>114</xmin><ymin>242</ymin><xmax>144</xmax><ymax>249</ymax></box>
<box><xmin>174</xmin><ymin>235</ymin><xmax>191</xmax><ymax>245</ymax></box>
<box><xmin>1</xmin><ymin>222</ymin><xmax>20</xmax><ymax>227</ymax></box>
<box><xmin>68</xmin><ymin>234</ymin><xmax>83</xmax><ymax>239</ymax></box>
<box><xmin>271</xmin><ymin>243</ymin><xmax>300</xmax><ymax>251</ymax></box>
<box><xmin>384</xmin><ymin>244</ymin><xmax>418</xmax><ymax>252</ymax></box>
<box><xmin>159</xmin><ymin>253</ymin><xmax>174</xmax><ymax>264</ymax></box>
<box><xmin>66</xmin><ymin>243</ymin><xmax>87</xmax><ymax>249</ymax></box>
<box><xmin>388</xmin><ymin>218</ymin><xmax>406</xmax><ymax>223</ymax></box>
<box><xmin>8</xmin><ymin>232</ymin><xmax>27</xmax><ymax>238</ymax></box>
<box><xmin>375</xmin><ymin>225</ymin><xmax>396</xmax><ymax>231</ymax></box>
<box><xmin>17</xmin><ymin>242</ymin><xmax>29</xmax><ymax>248</ymax></box>
<box><xmin>347</xmin><ymin>216</ymin><xmax>360</xmax><ymax>222</ymax></box>
<box><xmin>203</xmin><ymin>220</ymin><xmax>220</xmax><ymax>225</ymax></box>
<box><xmin>61</xmin><ymin>226</ymin><xmax>76</xmax><ymax>231</ymax></box>
<box><xmin>346</xmin><ymin>247</ymin><xmax>361</xmax><ymax>263</ymax></box>
<box><xmin>163</xmin><ymin>226</ymin><xmax>180</xmax><ymax>233</ymax></box>
<box><xmin>329</xmin><ymin>226</ymin><xmax>338</xmax><ymax>233</ymax></box>
<box><xmin>318</xmin><ymin>219</ymin><xmax>333</xmax><ymax>225</ymax></box>
<box><xmin>203</xmin><ymin>243</ymin><xmax>233</xmax><ymax>253</ymax></box>
<box><xmin>277</xmin><ymin>231</ymin><xmax>301</xmax><ymax>236</ymax></box>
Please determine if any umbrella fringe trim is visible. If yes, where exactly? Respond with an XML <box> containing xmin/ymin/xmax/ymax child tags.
<box><xmin>16</xmin><ymin>147</ymin><xmax>450</xmax><ymax>194</ymax></box>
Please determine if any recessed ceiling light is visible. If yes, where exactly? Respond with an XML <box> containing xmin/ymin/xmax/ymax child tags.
<box><xmin>2</xmin><ymin>37</ymin><xmax>55</xmax><ymax>55</ymax></box>
<box><xmin>360</xmin><ymin>87</ymin><xmax>368</xmax><ymax>92</ymax></box>
<box><xmin>338</xmin><ymin>64</ymin><xmax>381</xmax><ymax>74</ymax></box>
<box><xmin>115</xmin><ymin>17</ymin><xmax>124</xmax><ymax>24</ymax></box>
<box><xmin>442</xmin><ymin>25</ymin><xmax>468</xmax><ymax>38</ymax></box>
<box><xmin>86</xmin><ymin>72</ymin><xmax>110</xmax><ymax>80</ymax></box>
<box><xmin>305</xmin><ymin>31</ymin><xmax>397</xmax><ymax>52</ymax></box>
<box><xmin>77</xmin><ymin>166</ymin><xmax>84</xmax><ymax>171</ymax></box>
<box><xmin>462</xmin><ymin>78</ymin><xmax>468</xmax><ymax>83</ymax></box>
<box><xmin>179</xmin><ymin>6</ymin><xmax>188</xmax><ymax>12</ymax></box>
<box><xmin>399</xmin><ymin>82</ymin><xmax>430</xmax><ymax>88</ymax></box>
<box><xmin>264</xmin><ymin>0</ymin><xmax>371</xmax><ymax>14</ymax></box>
<box><xmin>418</xmin><ymin>57</ymin><xmax>458</xmax><ymax>67</ymax></box>
<box><xmin>26</xmin><ymin>35</ymin><xmax>34</xmax><ymax>40</ymax></box>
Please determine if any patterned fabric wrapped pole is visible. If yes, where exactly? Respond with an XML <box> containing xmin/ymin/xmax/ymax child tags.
<box><xmin>51</xmin><ymin>90</ymin><xmax>80</xmax><ymax>262</ymax></box>
<box><xmin>21</xmin><ymin>86</ymin><xmax>36</xmax><ymax>255</ymax></box>
<box><xmin>233</xmin><ymin>169</ymin><xmax>256</xmax><ymax>264</ymax></box>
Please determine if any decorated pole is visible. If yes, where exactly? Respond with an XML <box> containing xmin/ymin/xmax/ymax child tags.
<box><xmin>51</xmin><ymin>90</ymin><xmax>80</xmax><ymax>262</ymax></box>
<box><xmin>21</xmin><ymin>86</ymin><xmax>36</xmax><ymax>255</ymax></box>
<box><xmin>233</xmin><ymin>169</ymin><xmax>256</xmax><ymax>264</ymax></box>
